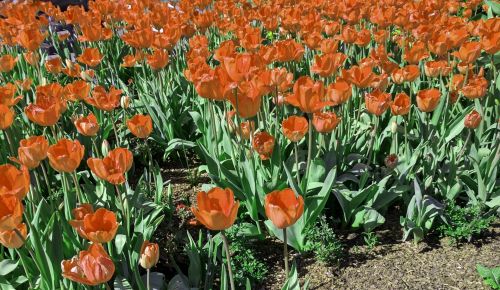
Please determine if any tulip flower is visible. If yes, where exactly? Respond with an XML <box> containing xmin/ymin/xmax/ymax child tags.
<box><xmin>24</xmin><ymin>97</ymin><xmax>62</xmax><ymax>127</ymax></box>
<box><xmin>0</xmin><ymin>164</ymin><xmax>30</xmax><ymax>198</ymax></box>
<box><xmin>70</xmin><ymin>207</ymin><xmax>118</xmax><ymax>243</ymax></box>
<box><xmin>312</xmin><ymin>111</ymin><xmax>341</xmax><ymax>133</ymax></box>
<box><xmin>252</xmin><ymin>131</ymin><xmax>275</xmax><ymax>160</ymax></box>
<box><xmin>77</xmin><ymin>47</ymin><xmax>103</xmax><ymax>67</ymax></box>
<box><xmin>74</xmin><ymin>113</ymin><xmax>100</xmax><ymax>137</ymax></box>
<box><xmin>342</xmin><ymin>66</ymin><xmax>375</xmax><ymax>89</ymax></box>
<box><xmin>0</xmin><ymin>194</ymin><xmax>23</xmax><ymax>231</ymax></box>
<box><xmin>45</xmin><ymin>56</ymin><xmax>62</xmax><ymax>74</ymax></box>
<box><xmin>464</xmin><ymin>110</ymin><xmax>482</xmax><ymax>129</ymax></box>
<box><xmin>453</xmin><ymin>42</ymin><xmax>481</xmax><ymax>64</ymax></box>
<box><xmin>15</xmin><ymin>136</ymin><xmax>49</xmax><ymax>169</ymax></box>
<box><xmin>63</xmin><ymin>80</ymin><xmax>91</xmax><ymax>101</ymax></box>
<box><xmin>365</xmin><ymin>90</ymin><xmax>392</xmax><ymax>116</ymax></box>
<box><xmin>0</xmin><ymin>55</ymin><xmax>17</xmax><ymax>73</ymax></box>
<box><xmin>327</xmin><ymin>79</ymin><xmax>352</xmax><ymax>106</ymax></box>
<box><xmin>0</xmin><ymin>222</ymin><xmax>27</xmax><ymax>249</ymax></box>
<box><xmin>282</xmin><ymin>116</ymin><xmax>308</xmax><ymax>142</ymax></box>
<box><xmin>47</xmin><ymin>139</ymin><xmax>85</xmax><ymax>173</ymax></box>
<box><xmin>87</xmin><ymin>148</ymin><xmax>133</xmax><ymax>185</ymax></box>
<box><xmin>391</xmin><ymin>93</ymin><xmax>411</xmax><ymax>116</ymax></box>
<box><xmin>23</xmin><ymin>51</ymin><xmax>40</xmax><ymax>66</ymax></box>
<box><xmin>192</xmin><ymin>187</ymin><xmax>239</xmax><ymax>290</ymax></box>
<box><xmin>461</xmin><ymin>75</ymin><xmax>488</xmax><ymax>100</ymax></box>
<box><xmin>265</xmin><ymin>188</ymin><xmax>304</xmax><ymax>277</ymax></box>
<box><xmin>286</xmin><ymin>76</ymin><xmax>331</xmax><ymax>113</ymax></box>
<box><xmin>85</xmin><ymin>86</ymin><xmax>122</xmax><ymax>111</ymax></box>
<box><xmin>0</xmin><ymin>104</ymin><xmax>14</xmax><ymax>130</ymax></box>
<box><xmin>0</xmin><ymin>83</ymin><xmax>21</xmax><ymax>107</ymax></box>
<box><xmin>147</xmin><ymin>49</ymin><xmax>169</xmax><ymax>70</ymax></box>
<box><xmin>416</xmin><ymin>89</ymin><xmax>441</xmax><ymax>113</ymax></box>
<box><xmin>140</xmin><ymin>240</ymin><xmax>160</xmax><ymax>290</ymax></box>
<box><xmin>61</xmin><ymin>243</ymin><xmax>115</xmax><ymax>286</ymax></box>
<box><xmin>127</xmin><ymin>114</ymin><xmax>153</xmax><ymax>139</ymax></box>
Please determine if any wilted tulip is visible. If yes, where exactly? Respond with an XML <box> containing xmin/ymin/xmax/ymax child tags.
<box><xmin>74</xmin><ymin>113</ymin><xmax>100</xmax><ymax>137</ymax></box>
<box><xmin>391</xmin><ymin>93</ymin><xmax>411</xmax><ymax>116</ymax></box>
<box><xmin>61</xmin><ymin>243</ymin><xmax>115</xmax><ymax>286</ymax></box>
<box><xmin>192</xmin><ymin>187</ymin><xmax>239</xmax><ymax>231</ymax></box>
<box><xmin>0</xmin><ymin>222</ymin><xmax>27</xmax><ymax>249</ymax></box>
<box><xmin>127</xmin><ymin>114</ymin><xmax>153</xmax><ymax>139</ymax></box>
<box><xmin>139</xmin><ymin>241</ymin><xmax>160</xmax><ymax>269</ymax></box>
<box><xmin>47</xmin><ymin>139</ymin><xmax>85</xmax><ymax>173</ymax></box>
<box><xmin>87</xmin><ymin>148</ymin><xmax>133</xmax><ymax>185</ymax></box>
<box><xmin>282</xmin><ymin>116</ymin><xmax>308</xmax><ymax>142</ymax></box>
<box><xmin>312</xmin><ymin>111</ymin><xmax>341</xmax><ymax>133</ymax></box>
<box><xmin>0</xmin><ymin>194</ymin><xmax>23</xmax><ymax>231</ymax></box>
<box><xmin>365</xmin><ymin>90</ymin><xmax>392</xmax><ymax>116</ymax></box>
<box><xmin>464</xmin><ymin>110</ymin><xmax>482</xmax><ymax>129</ymax></box>
<box><xmin>252</xmin><ymin>131</ymin><xmax>275</xmax><ymax>160</ymax></box>
<box><xmin>264</xmin><ymin>188</ymin><xmax>304</xmax><ymax>229</ymax></box>
<box><xmin>416</xmin><ymin>89</ymin><xmax>441</xmax><ymax>113</ymax></box>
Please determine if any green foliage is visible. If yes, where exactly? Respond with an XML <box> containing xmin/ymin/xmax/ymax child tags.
<box><xmin>477</xmin><ymin>264</ymin><xmax>500</xmax><ymax>289</ymax></box>
<box><xmin>438</xmin><ymin>201</ymin><xmax>495</xmax><ymax>244</ymax></box>
<box><xmin>303</xmin><ymin>216</ymin><xmax>344</xmax><ymax>265</ymax></box>
<box><xmin>226</xmin><ymin>225</ymin><xmax>268</xmax><ymax>288</ymax></box>
<box><xmin>363</xmin><ymin>232</ymin><xmax>379</xmax><ymax>250</ymax></box>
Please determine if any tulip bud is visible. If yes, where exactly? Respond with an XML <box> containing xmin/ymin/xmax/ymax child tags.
<box><xmin>101</xmin><ymin>139</ymin><xmax>110</xmax><ymax>156</ymax></box>
<box><xmin>80</xmin><ymin>70</ymin><xmax>93</xmax><ymax>81</ymax></box>
<box><xmin>391</xmin><ymin>121</ymin><xmax>398</xmax><ymax>134</ymax></box>
<box><xmin>139</xmin><ymin>241</ymin><xmax>159</xmax><ymax>269</ymax></box>
<box><xmin>121</xmin><ymin>96</ymin><xmax>130</xmax><ymax>109</ymax></box>
<box><xmin>384</xmin><ymin>154</ymin><xmax>398</xmax><ymax>169</ymax></box>
<box><xmin>464</xmin><ymin>110</ymin><xmax>481</xmax><ymax>129</ymax></box>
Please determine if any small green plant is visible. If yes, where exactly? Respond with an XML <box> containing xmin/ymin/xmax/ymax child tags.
<box><xmin>363</xmin><ymin>232</ymin><xmax>379</xmax><ymax>250</ymax></box>
<box><xmin>477</xmin><ymin>264</ymin><xmax>500</xmax><ymax>289</ymax></box>
<box><xmin>438</xmin><ymin>201</ymin><xmax>495</xmax><ymax>244</ymax></box>
<box><xmin>304</xmin><ymin>216</ymin><xmax>344</xmax><ymax>264</ymax></box>
<box><xmin>226</xmin><ymin>224</ymin><xmax>268</xmax><ymax>287</ymax></box>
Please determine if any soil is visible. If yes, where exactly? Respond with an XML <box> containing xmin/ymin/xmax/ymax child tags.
<box><xmin>155</xmin><ymin>166</ymin><xmax>500</xmax><ymax>290</ymax></box>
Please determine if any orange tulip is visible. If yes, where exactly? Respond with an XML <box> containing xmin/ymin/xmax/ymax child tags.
<box><xmin>17</xmin><ymin>78</ymin><xmax>32</xmax><ymax>91</ymax></box>
<box><xmin>61</xmin><ymin>243</ymin><xmax>115</xmax><ymax>286</ymax></box>
<box><xmin>310</xmin><ymin>53</ymin><xmax>347</xmax><ymax>77</ymax></box>
<box><xmin>23</xmin><ymin>52</ymin><xmax>40</xmax><ymax>66</ymax></box>
<box><xmin>87</xmin><ymin>148</ymin><xmax>133</xmax><ymax>185</ymax></box>
<box><xmin>127</xmin><ymin>114</ymin><xmax>153</xmax><ymax>139</ymax></box>
<box><xmin>391</xmin><ymin>93</ymin><xmax>411</xmax><ymax>116</ymax></box>
<box><xmin>481</xmin><ymin>32</ymin><xmax>500</xmax><ymax>55</ymax></box>
<box><xmin>238</xmin><ymin>120</ymin><xmax>255</xmax><ymax>140</ymax></box>
<box><xmin>77</xmin><ymin>48</ymin><xmax>103</xmax><ymax>67</ymax></box>
<box><xmin>139</xmin><ymin>241</ymin><xmax>160</xmax><ymax>269</ymax></box>
<box><xmin>147</xmin><ymin>49</ymin><xmax>169</xmax><ymax>70</ymax></box>
<box><xmin>461</xmin><ymin>75</ymin><xmax>488</xmax><ymax>100</ymax></box>
<box><xmin>391</xmin><ymin>65</ymin><xmax>420</xmax><ymax>84</ymax></box>
<box><xmin>404</xmin><ymin>42</ymin><xmax>429</xmax><ymax>64</ymax></box>
<box><xmin>15</xmin><ymin>136</ymin><xmax>49</xmax><ymax>169</ymax></box>
<box><xmin>365</xmin><ymin>90</ymin><xmax>392</xmax><ymax>116</ymax></box>
<box><xmin>325</xmin><ymin>79</ymin><xmax>351</xmax><ymax>106</ymax></box>
<box><xmin>45</xmin><ymin>56</ymin><xmax>63</xmax><ymax>74</ymax></box>
<box><xmin>0</xmin><ymin>105</ymin><xmax>14</xmax><ymax>130</ymax></box>
<box><xmin>0</xmin><ymin>222</ymin><xmax>27</xmax><ymax>249</ymax></box>
<box><xmin>0</xmin><ymin>164</ymin><xmax>30</xmax><ymax>199</ymax></box>
<box><xmin>452</xmin><ymin>42</ymin><xmax>481</xmax><ymax>64</ymax></box>
<box><xmin>286</xmin><ymin>76</ymin><xmax>331</xmax><ymax>113</ymax></box>
<box><xmin>121</xmin><ymin>55</ymin><xmax>137</xmax><ymax>67</ymax></box>
<box><xmin>252</xmin><ymin>131</ymin><xmax>275</xmax><ymax>160</ymax></box>
<box><xmin>424</xmin><ymin>61</ymin><xmax>451</xmax><ymax>78</ymax></box>
<box><xmin>17</xmin><ymin>28</ymin><xmax>46</xmax><ymax>51</ymax></box>
<box><xmin>227</xmin><ymin>78</ymin><xmax>265</xmax><ymax>118</ymax></box>
<box><xmin>85</xmin><ymin>86</ymin><xmax>121</xmax><ymax>111</ymax></box>
<box><xmin>192</xmin><ymin>187</ymin><xmax>239</xmax><ymax>231</ymax></box>
<box><xmin>275</xmin><ymin>39</ymin><xmax>304</xmax><ymax>62</ymax></box>
<box><xmin>264</xmin><ymin>188</ymin><xmax>304</xmax><ymax>229</ymax></box>
<box><xmin>77</xmin><ymin>208</ymin><xmax>118</xmax><ymax>243</ymax></box>
<box><xmin>464</xmin><ymin>110</ymin><xmax>482</xmax><ymax>129</ymax></box>
<box><xmin>416</xmin><ymin>89</ymin><xmax>441</xmax><ymax>113</ymax></box>
<box><xmin>68</xmin><ymin>203</ymin><xmax>94</xmax><ymax>238</ymax></box>
<box><xmin>63</xmin><ymin>80</ymin><xmax>91</xmax><ymax>101</ymax></box>
<box><xmin>342</xmin><ymin>66</ymin><xmax>375</xmax><ymax>89</ymax></box>
<box><xmin>47</xmin><ymin>139</ymin><xmax>85</xmax><ymax>173</ymax></box>
<box><xmin>282</xmin><ymin>116</ymin><xmax>308</xmax><ymax>142</ymax></box>
<box><xmin>0</xmin><ymin>194</ymin><xmax>23</xmax><ymax>231</ymax></box>
<box><xmin>74</xmin><ymin>113</ymin><xmax>100</xmax><ymax>137</ymax></box>
<box><xmin>0</xmin><ymin>55</ymin><xmax>17</xmax><ymax>73</ymax></box>
<box><xmin>312</xmin><ymin>111</ymin><xmax>341</xmax><ymax>133</ymax></box>
<box><xmin>24</xmin><ymin>97</ymin><xmax>62</xmax><ymax>127</ymax></box>
<box><xmin>270</xmin><ymin>68</ymin><xmax>294</xmax><ymax>93</ymax></box>
<box><xmin>0</xmin><ymin>83</ymin><xmax>21</xmax><ymax>107</ymax></box>
<box><xmin>194</xmin><ymin>68</ymin><xmax>228</xmax><ymax>101</ymax></box>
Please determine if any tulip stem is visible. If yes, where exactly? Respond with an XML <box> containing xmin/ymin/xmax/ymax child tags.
<box><xmin>294</xmin><ymin>143</ymin><xmax>301</xmax><ymax>185</ymax></box>
<box><xmin>111</xmin><ymin>111</ymin><xmax>120</xmax><ymax>145</ymax></box>
<box><xmin>40</xmin><ymin>162</ymin><xmax>52</xmax><ymax>197</ymax></box>
<box><xmin>3</xmin><ymin>129</ymin><xmax>15</xmax><ymax>156</ymax></box>
<box><xmin>115</xmin><ymin>185</ymin><xmax>129</xmax><ymax>236</ymax></box>
<box><xmin>147</xmin><ymin>269</ymin><xmax>150</xmax><ymax>290</ymax></box>
<box><xmin>221</xmin><ymin>231</ymin><xmax>235</xmax><ymax>290</ymax></box>
<box><xmin>71</xmin><ymin>171</ymin><xmax>82</xmax><ymax>204</ymax></box>
<box><xmin>305</xmin><ymin>114</ymin><xmax>313</xmax><ymax>183</ymax></box>
<box><xmin>457</xmin><ymin>129</ymin><xmax>472</xmax><ymax>161</ymax></box>
<box><xmin>283</xmin><ymin>228</ymin><xmax>289</xmax><ymax>279</ymax></box>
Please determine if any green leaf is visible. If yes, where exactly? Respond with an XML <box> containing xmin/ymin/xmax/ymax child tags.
<box><xmin>114</xmin><ymin>276</ymin><xmax>134</xmax><ymax>290</ymax></box>
<box><xmin>115</xmin><ymin>234</ymin><xmax>127</xmax><ymax>255</ymax></box>
<box><xmin>0</xmin><ymin>260</ymin><xmax>18</xmax><ymax>276</ymax></box>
